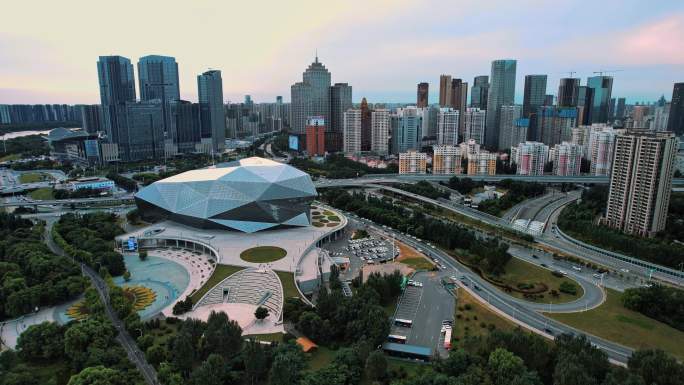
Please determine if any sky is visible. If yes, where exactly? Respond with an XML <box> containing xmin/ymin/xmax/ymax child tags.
<box><xmin>1</xmin><ymin>0</ymin><xmax>683</xmax><ymax>105</ymax></box>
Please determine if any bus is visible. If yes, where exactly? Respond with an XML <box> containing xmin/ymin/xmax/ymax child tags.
<box><xmin>443</xmin><ymin>327</ymin><xmax>452</xmax><ymax>350</ymax></box>
<box><xmin>394</xmin><ymin>318</ymin><xmax>413</xmax><ymax>328</ymax></box>
<box><xmin>387</xmin><ymin>334</ymin><xmax>407</xmax><ymax>344</ymax></box>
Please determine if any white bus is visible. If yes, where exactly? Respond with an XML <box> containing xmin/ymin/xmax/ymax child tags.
<box><xmin>394</xmin><ymin>318</ymin><xmax>413</xmax><ymax>328</ymax></box>
<box><xmin>387</xmin><ymin>334</ymin><xmax>407</xmax><ymax>344</ymax></box>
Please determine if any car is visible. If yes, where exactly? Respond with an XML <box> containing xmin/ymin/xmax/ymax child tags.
<box><xmin>558</xmin><ymin>270</ymin><xmax>568</xmax><ymax>276</ymax></box>
<box><xmin>544</xmin><ymin>328</ymin><xmax>554</xmax><ymax>335</ymax></box>
<box><xmin>572</xmin><ymin>266</ymin><xmax>582</xmax><ymax>272</ymax></box>
<box><xmin>532</xmin><ymin>254</ymin><xmax>539</xmax><ymax>259</ymax></box>
<box><xmin>592</xmin><ymin>273</ymin><xmax>602</xmax><ymax>279</ymax></box>
<box><xmin>474</xmin><ymin>284</ymin><xmax>481</xmax><ymax>291</ymax></box>
<box><xmin>541</xmin><ymin>263</ymin><xmax>548</xmax><ymax>268</ymax></box>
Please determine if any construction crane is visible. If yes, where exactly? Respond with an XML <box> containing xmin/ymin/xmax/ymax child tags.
<box><xmin>593</xmin><ymin>69</ymin><xmax>624</xmax><ymax>76</ymax></box>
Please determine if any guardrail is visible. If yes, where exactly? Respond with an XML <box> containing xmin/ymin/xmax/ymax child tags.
<box><xmin>554</xmin><ymin>226</ymin><xmax>684</xmax><ymax>283</ymax></box>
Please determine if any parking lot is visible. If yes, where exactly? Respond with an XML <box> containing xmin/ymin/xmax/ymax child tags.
<box><xmin>345</xmin><ymin>236</ymin><xmax>397</xmax><ymax>264</ymax></box>
<box><xmin>389</xmin><ymin>271</ymin><xmax>456</xmax><ymax>357</ymax></box>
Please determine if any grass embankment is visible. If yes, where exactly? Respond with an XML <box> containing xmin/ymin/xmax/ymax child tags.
<box><xmin>244</xmin><ymin>332</ymin><xmax>285</xmax><ymax>343</ymax></box>
<box><xmin>493</xmin><ymin>258</ymin><xmax>584</xmax><ymax>304</ymax></box>
<box><xmin>546</xmin><ymin>288</ymin><xmax>684</xmax><ymax>361</ymax></box>
<box><xmin>28</xmin><ymin>187</ymin><xmax>54</xmax><ymax>200</ymax></box>
<box><xmin>189</xmin><ymin>265</ymin><xmax>244</xmax><ymax>303</ymax></box>
<box><xmin>454</xmin><ymin>288</ymin><xmax>518</xmax><ymax>341</ymax></box>
<box><xmin>275</xmin><ymin>270</ymin><xmax>300</xmax><ymax>299</ymax></box>
<box><xmin>0</xmin><ymin>153</ymin><xmax>20</xmax><ymax>162</ymax></box>
<box><xmin>240</xmin><ymin>246</ymin><xmax>287</xmax><ymax>263</ymax></box>
<box><xmin>396</xmin><ymin>241</ymin><xmax>435</xmax><ymax>270</ymax></box>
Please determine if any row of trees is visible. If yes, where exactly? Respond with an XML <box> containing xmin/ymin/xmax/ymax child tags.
<box><xmin>0</xmin><ymin>212</ymin><xmax>87</xmax><ymax>320</ymax></box>
<box><xmin>409</xmin><ymin>329</ymin><xmax>684</xmax><ymax>385</ymax></box>
<box><xmin>393</xmin><ymin>181</ymin><xmax>449</xmax><ymax>200</ymax></box>
<box><xmin>105</xmin><ymin>172</ymin><xmax>138</xmax><ymax>192</ymax></box>
<box><xmin>322</xmin><ymin>188</ymin><xmax>512</xmax><ymax>276</ymax></box>
<box><xmin>290</xmin><ymin>154</ymin><xmax>398</xmax><ymax>179</ymax></box>
<box><xmin>558</xmin><ymin>186</ymin><xmax>684</xmax><ymax>269</ymax></box>
<box><xmin>53</xmin><ymin>212</ymin><xmax>126</xmax><ymax>276</ymax></box>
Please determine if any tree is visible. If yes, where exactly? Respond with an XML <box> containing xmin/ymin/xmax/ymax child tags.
<box><xmin>67</xmin><ymin>366</ymin><xmax>127</xmax><ymax>385</ymax></box>
<box><xmin>269</xmin><ymin>343</ymin><xmax>306</xmax><ymax>385</ymax></box>
<box><xmin>365</xmin><ymin>350</ymin><xmax>388</xmax><ymax>381</ymax></box>
<box><xmin>170</xmin><ymin>331</ymin><xmax>195</xmax><ymax>377</ymax></box>
<box><xmin>628</xmin><ymin>349</ymin><xmax>684</xmax><ymax>385</ymax></box>
<box><xmin>16</xmin><ymin>322</ymin><xmax>65</xmax><ymax>361</ymax></box>
<box><xmin>189</xmin><ymin>354</ymin><xmax>231</xmax><ymax>385</ymax></box>
<box><xmin>243</xmin><ymin>340</ymin><xmax>271</xmax><ymax>385</ymax></box>
<box><xmin>487</xmin><ymin>348</ymin><xmax>541</xmax><ymax>385</ymax></box>
<box><xmin>123</xmin><ymin>270</ymin><xmax>131</xmax><ymax>282</ymax></box>
<box><xmin>255</xmin><ymin>306</ymin><xmax>269</xmax><ymax>321</ymax></box>
<box><xmin>157</xmin><ymin>362</ymin><xmax>184</xmax><ymax>385</ymax></box>
<box><xmin>138</xmin><ymin>250</ymin><xmax>148</xmax><ymax>261</ymax></box>
<box><xmin>201</xmin><ymin>311</ymin><xmax>242</xmax><ymax>359</ymax></box>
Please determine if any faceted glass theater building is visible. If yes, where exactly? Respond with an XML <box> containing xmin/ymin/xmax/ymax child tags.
<box><xmin>135</xmin><ymin>157</ymin><xmax>317</xmax><ymax>233</ymax></box>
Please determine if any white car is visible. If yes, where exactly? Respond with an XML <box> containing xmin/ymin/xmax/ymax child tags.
<box><xmin>572</xmin><ymin>266</ymin><xmax>582</xmax><ymax>272</ymax></box>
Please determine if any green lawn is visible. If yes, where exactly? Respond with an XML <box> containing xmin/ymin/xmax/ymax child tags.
<box><xmin>547</xmin><ymin>288</ymin><xmax>684</xmax><ymax>361</ymax></box>
<box><xmin>147</xmin><ymin>319</ymin><xmax>180</xmax><ymax>348</ymax></box>
<box><xmin>244</xmin><ymin>332</ymin><xmax>285</xmax><ymax>343</ymax></box>
<box><xmin>28</xmin><ymin>187</ymin><xmax>55</xmax><ymax>200</ymax></box>
<box><xmin>306</xmin><ymin>346</ymin><xmax>335</xmax><ymax>371</ymax></box>
<box><xmin>387</xmin><ymin>357</ymin><xmax>429</xmax><ymax>378</ymax></box>
<box><xmin>492</xmin><ymin>257</ymin><xmax>584</xmax><ymax>304</ymax></box>
<box><xmin>275</xmin><ymin>270</ymin><xmax>301</xmax><ymax>299</ymax></box>
<box><xmin>399</xmin><ymin>257</ymin><xmax>435</xmax><ymax>270</ymax></box>
<box><xmin>189</xmin><ymin>264</ymin><xmax>244</xmax><ymax>303</ymax></box>
<box><xmin>240</xmin><ymin>246</ymin><xmax>287</xmax><ymax>263</ymax></box>
<box><xmin>19</xmin><ymin>172</ymin><xmax>49</xmax><ymax>183</ymax></box>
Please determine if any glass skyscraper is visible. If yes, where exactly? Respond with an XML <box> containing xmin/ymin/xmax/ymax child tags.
<box><xmin>197</xmin><ymin>70</ymin><xmax>226</xmax><ymax>152</ymax></box>
<box><xmin>587</xmin><ymin>76</ymin><xmax>613</xmax><ymax>124</ymax></box>
<box><xmin>137</xmin><ymin>55</ymin><xmax>180</xmax><ymax>102</ymax></box>
<box><xmin>522</xmin><ymin>75</ymin><xmax>547</xmax><ymax>118</ymax></box>
<box><xmin>97</xmin><ymin>55</ymin><xmax>136</xmax><ymax>144</ymax></box>
<box><xmin>485</xmin><ymin>59</ymin><xmax>516</xmax><ymax>150</ymax></box>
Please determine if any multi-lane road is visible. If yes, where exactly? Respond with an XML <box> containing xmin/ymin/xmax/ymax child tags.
<box><xmin>342</xmin><ymin>213</ymin><xmax>633</xmax><ymax>364</ymax></box>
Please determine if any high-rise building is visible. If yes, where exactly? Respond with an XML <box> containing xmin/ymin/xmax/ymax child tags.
<box><xmin>485</xmin><ymin>59</ymin><xmax>517</xmax><ymax>149</ymax></box>
<box><xmin>117</xmin><ymin>100</ymin><xmax>166</xmax><ymax>161</ymax></box>
<box><xmin>433</xmin><ymin>145</ymin><xmax>462</xmax><ymax>174</ymax></box>
<box><xmin>437</xmin><ymin>108</ymin><xmax>460</xmax><ymax>146</ymax></box>
<box><xmin>558</xmin><ymin>78</ymin><xmax>580</xmax><ymax>107</ymax></box>
<box><xmin>197</xmin><ymin>70</ymin><xmax>226</xmax><ymax>153</ymax></box>
<box><xmin>417</xmin><ymin>82</ymin><xmax>429</xmax><ymax>108</ymax></box>
<box><xmin>470</xmin><ymin>75</ymin><xmax>489</xmax><ymax>108</ymax></box>
<box><xmin>450</xmin><ymin>79</ymin><xmax>468</xmax><ymax>136</ymax></box>
<box><xmin>459</xmin><ymin>139</ymin><xmax>480</xmax><ymax>157</ymax></box>
<box><xmin>371</xmin><ymin>109</ymin><xmax>390</xmax><ymax>155</ymax></box>
<box><xmin>467</xmin><ymin>151</ymin><xmax>497</xmax><ymax>175</ymax></box>
<box><xmin>343</xmin><ymin>109</ymin><xmax>362</xmax><ymax>154</ymax></box>
<box><xmin>422</xmin><ymin>105</ymin><xmax>440</xmax><ymax>138</ymax></box>
<box><xmin>439</xmin><ymin>75</ymin><xmax>452</xmax><ymax>107</ymax></box>
<box><xmin>464</xmin><ymin>108</ymin><xmax>486</xmax><ymax>145</ymax></box>
<box><xmin>587</xmin><ymin>76</ymin><xmax>613</xmax><ymax>124</ymax></box>
<box><xmin>306</xmin><ymin>116</ymin><xmax>326</xmax><ymax>156</ymax></box>
<box><xmin>290</xmin><ymin>57</ymin><xmax>331</xmax><ymax>134</ymax></box>
<box><xmin>667</xmin><ymin>83</ymin><xmax>684</xmax><ymax>135</ymax></box>
<box><xmin>97</xmin><ymin>55</ymin><xmax>136</xmax><ymax>145</ymax></box>
<box><xmin>498</xmin><ymin>105</ymin><xmax>523</xmax><ymax>150</ymax></box>
<box><xmin>588</xmin><ymin>126</ymin><xmax>617</xmax><ymax>176</ymax></box>
<box><xmin>537</xmin><ymin>106</ymin><xmax>577</xmax><ymax>146</ymax></box>
<box><xmin>604</xmin><ymin>130</ymin><xmax>677</xmax><ymax>237</ymax></box>
<box><xmin>167</xmin><ymin>100</ymin><xmax>202</xmax><ymax>154</ymax></box>
<box><xmin>391</xmin><ymin>107</ymin><xmax>422</xmax><ymax>154</ymax></box>
<box><xmin>79</xmin><ymin>105</ymin><xmax>102</xmax><ymax>134</ymax></box>
<box><xmin>511</xmin><ymin>141</ymin><xmax>549</xmax><ymax>176</ymax></box>
<box><xmin>399</xmin><ymin>150</ymin><xmax>427</xmax><ymax>174</ymax></box>
<box><xmin>523</xmin><ymin>75</ymin><xmax>547</xmax><ymax>118</ymax></box>
<box><xmin>360</xmin><ymin>97</ymin><xmax>372</xmax><ymax>151</ymax></box>
<box><xmin>653</xmin><ymin>104</ymin><xmax>670</xmax><ymax>131</ymax></box>
<box><xmin>330</xmin><ymin>83</ymin><xmax>352</xmax><ymax>134</ymax></box>
<box><xmin>616</xmin><ymin>97</ymin><xmax>626</xmax><ymax>120</ymax></box>
<box><xmin>137</xmin><ymin>55</ymin><xmax>180</xmax><ymax>102</ymax></box>
<box><xmin>551</xmin><ymin>142</ymin><xmax>582</xmax><ymax>176</ymax></box>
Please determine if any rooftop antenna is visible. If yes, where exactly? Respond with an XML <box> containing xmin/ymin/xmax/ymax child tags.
<box><xmin>315</xmin><ymin>49</ymin><xmax>318</xmax><ymax>63</ymax></box>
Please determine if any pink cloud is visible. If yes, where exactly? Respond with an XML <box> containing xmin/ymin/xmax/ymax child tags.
<box><xmin>619</xmin><ymin>13</ymin><xmax>684</xmax><ymax>65</ymax></box>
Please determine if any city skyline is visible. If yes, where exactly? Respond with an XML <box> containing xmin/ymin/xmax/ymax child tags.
<box><xmin>1</xmin><ymin>0</ymin><xmax>683</xmax><ymax>105</ymax></box>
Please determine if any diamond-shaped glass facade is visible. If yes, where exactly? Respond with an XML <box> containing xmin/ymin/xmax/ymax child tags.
<box><xmin>134</xmin><ymin>157</ymin><xmax>317</xmax><ymax>233</ymax></box>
